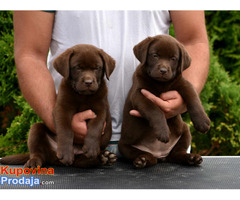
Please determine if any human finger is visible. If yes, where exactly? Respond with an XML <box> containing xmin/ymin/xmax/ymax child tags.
<box><xmin>74</xmin><ymin>109</ymin><xmax>97</xmax><ymax>121</ymax></box>
<box><xmin>102</xmin><ymin>122</ymin><xmax>106</xmax><ymax>135</ymax></box>
<box><xmin>160</xmin><ymin>90</ymin><xmax>181</xmax><ymax>101</ymax></box>
<box><xmin>129</xmin><ymin>110</ymin><xmax>142</xmax><ymax>117</ymax></box>
<box><xmin>141</xmin><ymin>89</ymin><xmax>168</xmax><ymax>108</ymax></box>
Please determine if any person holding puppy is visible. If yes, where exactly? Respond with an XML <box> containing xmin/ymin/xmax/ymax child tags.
<box><xmin>13</xmin><ymin>11</ymin><xmax>209</xmax><ymax>156</ymax></box>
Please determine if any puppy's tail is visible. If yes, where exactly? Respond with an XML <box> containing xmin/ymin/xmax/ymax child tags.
<box><xmin>0</xmin><ymin>154</ymin><xmax>30</xmax><ymax>165</ymax></box>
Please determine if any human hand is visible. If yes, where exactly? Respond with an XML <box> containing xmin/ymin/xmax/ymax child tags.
<box><xmin>72</xmin><ymin>110</ymin><xmax>106</xmax><ymax>144</ymax></box>
<box><xmin>129</xmin><ymin>89</ymin><xmax>187</xmax><ymax>119</ymax></box>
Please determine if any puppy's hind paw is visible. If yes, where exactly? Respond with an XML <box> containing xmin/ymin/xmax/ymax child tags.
<box><xmin>134</xmin><ymin>156</ymin><xmax>147</xmax><ymax>168</ymax></box>
<box><xmin>185</xmin><ymin>154</ymin><xmax>203</xmax><ymax>166</ymax></box>
<box><xmin>100</xmin><ymin>150</ymin><xmax>117</xmax><ymax>166</ymax></box>
<box><xmin>24</xmin><ymin>158</ymin><xmax>43</xmax><ymax>168</ymax></box>
<box><xmin>133</xmin><ymin>154</ymin><xmax>157</xmax><ymax>168</ymax></box>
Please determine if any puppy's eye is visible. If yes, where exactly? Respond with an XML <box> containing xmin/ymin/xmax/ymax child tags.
<box><xmin>94</xmin><ymin>66</ymin><xmax>102</xmax><ymax>71</ymax></box>
<box><xmin>171</xmin><ymin>57</ymin><xmax>177</xmax><ymax>61</ymax></box>
<box><xmin>74</xmin><ymin>66</ymin><xmax>83</xmax><ymax>70</ymax></box>
<box><xmin>152</xmin><ymin>54</ymin><xmax>159</xmax><ymax>58</ymax></box>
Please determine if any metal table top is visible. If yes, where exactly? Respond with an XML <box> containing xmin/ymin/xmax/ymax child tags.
<box><xmin>0</xmin><ymin>156</ymin><xmax>239</xmax><ymax>189</ymax></box>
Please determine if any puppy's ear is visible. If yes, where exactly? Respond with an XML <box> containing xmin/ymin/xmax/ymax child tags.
<box><xmin>99</xmin><ymin>50</ymin><xmax>115</xmax><ymax>80</ymax></box>
<box><xmin>178</xmin><ymin>43</ymin><xmax>192</xmax><ymax>74</ymax></box>
<box><xmin>53</xmin><ymin>49</ymin><xmax>74</xmax><ymax>78</ymax></box>
<box><xmin>133</xmin><ymin>37</ymin><xmax>154</xmax><ymax>64</ymax></box>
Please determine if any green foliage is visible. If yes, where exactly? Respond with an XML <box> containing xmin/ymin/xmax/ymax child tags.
<box><xmin>169</xmin><ymin>24</ymin><xmax>175</xmax><ymax>37</ymax></box>
<box><xmin>0</xmin><ymin>12</ymin><xmax>20</xmax><ymax>107</ymax></box>
<box><xmin>0</xmin><ymin>32</ymin><xmax>20</xmax><ymax>106</ymax></box>
<box><xmin>0</xmin><ymin>11</ymin><xmax>21</xmax><ymax>136</ymax></box>
<box><xmin>205</xmin><ymin>11</ymin><xmax>240</xmax><ymax>81</ymax></box>
<box><xmin>0</xmin><ymin>11</ymin><xmax>19</xmax><ymax>106</ymax></box>
<box><xmin>0</xmin><ymin>11</ymin><xmax>40</xmax><ymax>156</ymax></box>
<box><xmin>0</xmin><ymin>11</ymin><xmax>13</xmax><ymax>35</ymax></box>
<box><xmin>0</xmin><ymin>96</ymin><xmax>41</xmax><ymax>156</ymax></box>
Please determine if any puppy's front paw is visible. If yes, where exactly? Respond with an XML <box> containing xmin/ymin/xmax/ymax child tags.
<box><xmin>82</xmin><ymin>143</ymin><xmax>100</xmax><ymax>159</ymax></box>
<box><xmin>100</xmin><ymin>150</ymin><xmax>117</xmax><ymax>166</ymax></box>
<box><xmin>156</xmin><ymin>133</ymin><xmax>169</xmax><ymax>143</ymax></box>
<box><xmin>155</xmin><ymin>125</ymin><xmax>170</xmax><ymax>143</ymax></box>
<box><xmin>193</xmin><ymin>115</ymin><xmax>211</xmax><ymax>134</ymax></box>
<box><xmin>57</xmin><ymin>146</ymin><xmax>74</xmax><ymax>166</ymax></box>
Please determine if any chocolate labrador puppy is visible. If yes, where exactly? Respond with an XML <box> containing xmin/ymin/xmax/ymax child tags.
<box><xmin>0</xmin><ymin>44</ymin><xmax>117</xmax><ymax>168</ymax></box>
<box><xmin>118</xmin><ymin>35</ymin><xmax>210</xmax><ymax>168</ymax></box>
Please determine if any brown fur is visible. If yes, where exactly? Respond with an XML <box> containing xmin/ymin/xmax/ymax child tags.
<box><xmin>118</xmin><ymin>35</ymin><xmax>210</xmax><ymax>168</ymax></box>
<box><xmin>0</xmin><ymin>44</ymin><xmax>116</xmax><ymax>168</ymax></box>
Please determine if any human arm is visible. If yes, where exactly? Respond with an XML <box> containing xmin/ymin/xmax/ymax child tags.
<box><xmin>130</xmin><ymin>11</ymin><xmax>209</xmax><ymax>119</ymax></box>
<box><xmin>14</xmin><ymin>11</ymin><xmax>57</xmax><ymax>132</ymax></box>
<box><xmin>171</xmin><ymin>11</ymin><xmax>209</xmax><ymax>92</ymax></box>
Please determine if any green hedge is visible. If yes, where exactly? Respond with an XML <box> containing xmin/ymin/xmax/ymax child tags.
<box><xmin>205</xmin><ymin>11</ymin><xmax>240</xmax><ymax>80</ymax></box>
<box><xmin>0</xmin><ymin>96</ymin><xmax>41</xmax><ymax>156</ymax></box>
<box><xmin>0</xmin><ymin>11</ymin><xmax>41</xmax><ymax>156</ymax></box>
<box><xmin>0</xmin><ymin>11</ymin><xmax>21</xmax><ymax>138</ymax></box>
<box><xmin>0</xmin><ymin>11</ymin><xmax>240</xmax><ymax>156</ymax></box>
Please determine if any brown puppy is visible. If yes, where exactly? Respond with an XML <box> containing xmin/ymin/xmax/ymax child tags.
<box><xmin>0</xmin><ymin>44</ymin><xmax>117</xmax><ymax>168</ymax></box>
<box><xmin>118</xmin><ymin>35</ymin><xmax>210</xmax><ymax>168</ymax></box>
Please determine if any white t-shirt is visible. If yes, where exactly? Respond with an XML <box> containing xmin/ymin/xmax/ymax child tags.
<box><xmin>47</xmin><ymin>10</ymin><xmax>171</xmax><ymax>141</ymax></box>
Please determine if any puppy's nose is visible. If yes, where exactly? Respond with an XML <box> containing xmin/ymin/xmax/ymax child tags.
<box><xmin>84</xmin><ymin>79</ymin><xmax>93</xmax><ymax>87</ymax></box>
<box><xmin>160</xmin><ymin>68</ymin><xmax>167</xmax><ymax>74</ymax></box>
